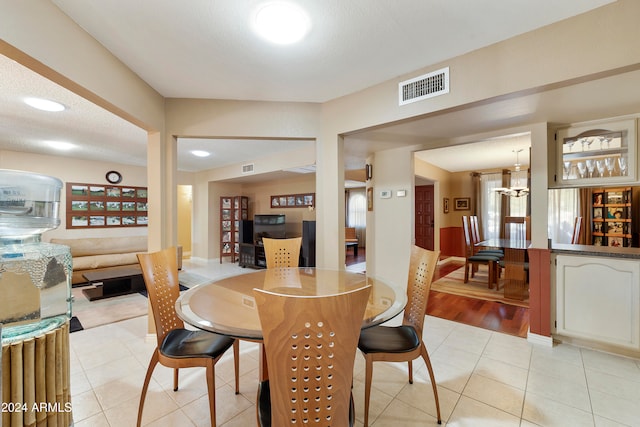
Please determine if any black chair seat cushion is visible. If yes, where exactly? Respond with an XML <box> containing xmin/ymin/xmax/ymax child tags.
<box><xmin>160</xmin><ymin>329</ymin><xmax>234</xmax><ymax>359</ymax></box>
<box><xmin>477</xmin><ymin>249</ymin><xmax>504</xmax><ymax>257</ymax></box>
<box><xmin>358</xmin><ymin>325</ymin><xmax>420</xmax><ymax>354</ymax></box>
<box><xmin>257</xmin><ymin>380</ymin><xmax>355</xmax><ymax>426</ymax></box>
<box><xmin>468</xmin><ymin>254</ymin><xmax>501</xmax><ymax>262</ymax></box>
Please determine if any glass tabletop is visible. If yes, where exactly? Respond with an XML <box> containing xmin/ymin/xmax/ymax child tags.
<box><xmin>176</xmin><ymin>267</ymin><xmax>407</xmax><ymax>340</ymax></box>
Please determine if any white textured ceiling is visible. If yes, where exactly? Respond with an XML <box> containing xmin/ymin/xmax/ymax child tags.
<box><xmin>0</xmin><ymin>0</ymin><xmax>618</xmax><ymax>174</ymax></box>
<box><xmin>51</xmin><ymin>0</ymin><xmax>615</xmax><ymax>102</ymax></box>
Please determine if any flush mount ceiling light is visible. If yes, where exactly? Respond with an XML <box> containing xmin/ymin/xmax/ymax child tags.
<box><xmin>191</xmin><ymin>150</ymin><xmax>211</xmax><ymax>157</ymax></box>
<box><xmin>253</xmin><ymin>2</ymin><xmax>310</xmax><ymax>44</ymax></box>
<box><xmin>45</xmin><ymin>140</ymin><xmax>75</xmax><ymax>150</ymax></box>
<box><xmin>24</xmin><ymin>97</ymin><xmax>65</xmax><ymax>112</ymax></box>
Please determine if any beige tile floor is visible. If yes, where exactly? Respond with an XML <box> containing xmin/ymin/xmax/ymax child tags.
<box><xmin>68</xmin><ymin>258</ymin><xmax>640</xmax><ymax>426</ymax></box>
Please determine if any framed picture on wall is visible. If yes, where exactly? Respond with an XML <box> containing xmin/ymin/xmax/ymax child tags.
<box><xmin>454</xmin><ymin>197</ymin><xmax>470</xmax><ymax>211</ymax></box>
<box><xmin>443</xmin><ymin>198</ymin><xmax>449</xmax><ymax>213</ymax></box>
<box><xmin>367</xmin><ymin>187</ymin><xmax>373</xmax><ymax>211</ymax></box>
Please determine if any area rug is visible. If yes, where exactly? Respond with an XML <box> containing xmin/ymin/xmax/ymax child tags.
<box><xmin>70</xmin><ymin>270</ymin><xmax>198</xmax><ymax>332</ymax></box>
<box><xmin>431</xmin><ymin>262</ymin><xmax>529</xmax><ymax>308</ymax></box>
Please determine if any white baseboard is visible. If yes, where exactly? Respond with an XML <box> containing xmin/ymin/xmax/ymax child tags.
<box><xmin>527</xmin><ymin>331</ymin><xmax>554</xmax><ymax>347</ymax></box>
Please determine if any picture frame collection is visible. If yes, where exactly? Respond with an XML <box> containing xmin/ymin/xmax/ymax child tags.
<box><xmin>66</xmin><ymin>182</ymin><xmax>148</xmax><ymax>229</ymax></box>
<box><xmin>270</xmin><ymin>193</ymin><xmax>315</xmax><ymax>208</ymax></box>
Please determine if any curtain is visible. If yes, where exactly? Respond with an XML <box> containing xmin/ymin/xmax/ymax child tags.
<box><xmin>479</xmin><ymin>172</ymin><xmax>502</xmax><ymax>240</ymax></box>
<box><xmin>471</xmin><ymin>172</ymin><xmax>481</xmax><ymax>216</ymax></box>
<box><xmin>347</xmin><ymin>192</ymin><xmax>366</xmax><ymax>227</ymax></box>
<box><xmin>548</xmin><ymin>188</ymin><xmax>580</xmax><ymax>244</ymax></box>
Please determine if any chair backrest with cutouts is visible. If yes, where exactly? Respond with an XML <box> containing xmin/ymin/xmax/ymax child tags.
<box><xmin>253</xmin><ymin>285</ymin><xmax>371</xmax><ymax>426</ymax></box>
<box><xmin>137</xmin><ymin>247</ymin><xmax>184</xmax><ymax>346</ymax></box>
<box><xmin>262</xmin><ymin>237</ymin><xmax>302</xmax><ymax>268</ymax></box>
<box><xmin>403</xmin><ymin>246</ymin><xmax>440</xmax><ymax>337</ymax></box>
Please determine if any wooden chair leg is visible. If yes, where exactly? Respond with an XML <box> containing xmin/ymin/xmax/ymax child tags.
<box><xmin>137</xmin><ymin>350</ymin><xmax>159</xmax><ymax>427</ymax></box>
<box><xmin>206</xmin><ymin>360</ymin><xmax>217</xmax><ymax>427</ymax></box>
<box><xmin>420</xmin><ymin>344</ymin><xmax>442</xmax><ymax>425</ymax></box>
<box><xmin>464</xmin><ymin>262</ymin><xmax>470</xmax><ymax>283</ymax></box>
<box><xmin>233</xmin><ymin>340</ymin><xmax>240</xmax><ymax>394</ymax></box>
<box><xmin>487</xmin><ymin>261</ymin><xmax>494</xmax><ymax>290</ymax></box>
<box><xmin>363</xmin><ymin>356</ymin><xmax>374</xmax><ymax>427</ymax></box>
<box><xmin>173</xmin><ymin>368</ymin><xmax>179</xmax><ymax>391</ymax></box>
<box><xmin>408</xmin><ymin>360</ymin><xmax>413</xmax><ymax>384</ymax></box>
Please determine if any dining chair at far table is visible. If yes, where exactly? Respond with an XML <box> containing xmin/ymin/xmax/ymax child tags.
<box><xmin>571</xmin><ymin>216</ymin><xmax>584</xmax><ymax>244</ymax></box>
<box><xmin>469</xmin><ymin>215</ymin><xmax>504</xmax><ymax>257</ymax></box>
<box><xmin>357</xmin><ymin>246</ymin><xmax>442</xmax><ymax>426</ymax></box>
<box><xmin>504</xmin><ymin>216</ymin><xmax>531</xmax><ymax>241</ymax></box>
<box><xmin>253</xmin><ymin>284</ymin><xmax>372</xmax><ymax>426</ymax></box>
<box><xmin>462</xmin><ymin>216</ymin><xmax>500</xmax><ymax>288</ymax></box>
<box><xmin>262</xmin><ymin>237</ymin><xmax>302</xmax><ymax>268</ymax></box>
<box><xmin>136</xmin><ymin>247</ymin><xmax>240</xmax><ymax>427</ymax></box>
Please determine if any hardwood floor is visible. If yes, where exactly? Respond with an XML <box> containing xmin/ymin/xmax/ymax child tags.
<box><xmin>346</xmin><ymin>251</ymin><xmax>530</xmax><ymax>338</ymax></box>
<box><xmin>345</xmin><ymin>246</ymin><xmax>365</xmax><ymax>265</ymax></box>
<box><xmin>428</xmin><ymin>257</ymin><xmax>530</xmax><ymax>338</ymax></box>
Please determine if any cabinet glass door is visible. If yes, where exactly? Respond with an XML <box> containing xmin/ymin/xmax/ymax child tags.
<box><xmin>556</xmin><ymin>118</ymin><xmax>636</xmax><ymax>187</ymax></box>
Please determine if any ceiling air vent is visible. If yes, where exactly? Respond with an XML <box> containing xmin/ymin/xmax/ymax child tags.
<box><xmin>242</xmin><ymin>163</ymin><xmax>254</xmax><ymax>174</ymax></box>
<box><xmin>399</xmin><ymin>67</ymin><xmax>449</xmax><ymax>106</ymax></box>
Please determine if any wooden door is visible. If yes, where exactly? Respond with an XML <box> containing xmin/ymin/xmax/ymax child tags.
<box><xmin>415</xmin><ymin>185</ymin><xmax>434</xmax><ymax>250</ymax></box>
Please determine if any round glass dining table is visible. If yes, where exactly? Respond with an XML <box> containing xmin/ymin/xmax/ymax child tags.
<box><xmin>175</xmin><ymin>267</ymin><xmax>407</xmax><ymax>341</ymax></box>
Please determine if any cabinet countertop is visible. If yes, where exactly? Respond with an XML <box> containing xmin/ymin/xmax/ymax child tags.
<box><xmin>551</xmin><ymin>243</ymin><xmax>640</xmax><ymax>259</ymax></box>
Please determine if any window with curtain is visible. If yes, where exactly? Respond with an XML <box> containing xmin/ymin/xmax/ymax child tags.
<box><xmin>480</xmin><ymin>172</ymin><xmax>502</xmax><ymax>239</ymax></box>
<box><xmin>548</xmin><ymin>188</ymin><xmax>580</xmax><ymax>243</ymax></box>
<box><xmin>480</xmin><ymin>171</ymin><xmax>531</xmax><ymax>239</ymax></box>
<box><xmin>509</xmin><ymin>173</ymin><xmax>528</xmax><ymax>216</ymax></box>
<box><xmin>347</xmin><ymin>192</ymin><xmax>366</xmax><ymax>227</ymax></box>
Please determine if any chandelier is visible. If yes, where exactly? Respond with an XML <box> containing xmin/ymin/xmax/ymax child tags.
<box><xmin>494</xmin><ymin>149</ymin><xmax>529</xmax><ymax>198</ymax></box>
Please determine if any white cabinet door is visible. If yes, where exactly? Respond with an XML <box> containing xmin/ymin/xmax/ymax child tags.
<box><xmin>555</xmin><ymin>255</ymin><xmax>640</xmax><ymax>350</ymax></box>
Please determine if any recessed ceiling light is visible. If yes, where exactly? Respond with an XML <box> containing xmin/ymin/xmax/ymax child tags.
<box><xmin>191</xmin><ymin>150</ymin><xmax>211</xmax><ymax>157</ymax></box>
<box><xmin>24</xmin><ymin>97</ymin><xmax>66</xmax><ymax>112</ymax></box>
<box><xmin>45</xmin><ymin>140</ymin><xmax>75</xmax><ymax>150</ymax></box>
<box><xmin>253</xmin><ymin>2</ymin><xmax>310</xmax><ymax>45</ymax></box>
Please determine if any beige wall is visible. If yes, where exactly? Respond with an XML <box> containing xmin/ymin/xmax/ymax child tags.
<box><xmin>2</xmin><ymin>1</ymin><xmax>640</xmax><ymax>280</ymax></box>
<box><xmin>177</xmin><ymin>185</ymin><xmax>193</xmax><ymax>258</ymax></box>
<box><xmin>0</xmin><ymin>150</ymin><xmax>149</xmax><ymax>241</ymax></box>
<box><xmin>242</xmin><ymin>174</ymin><xmax>316</xmax><ymax>235</ymax></box>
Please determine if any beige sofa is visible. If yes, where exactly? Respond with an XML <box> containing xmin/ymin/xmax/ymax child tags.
<box><xmin>50</xmin><ymin>236</ymin><xmax>149</xmax><ymax>285</ymax></box>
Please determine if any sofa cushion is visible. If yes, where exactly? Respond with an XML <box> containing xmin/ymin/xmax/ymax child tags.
<box><xmin>51</xmin><ymin>236</ymin><xmax>147</xmax><ymax>257</ymax></box>
<box><xmin>72</xmin><ymin>253</ymin><xmax>141</xmax><ymax>270</ymax></box>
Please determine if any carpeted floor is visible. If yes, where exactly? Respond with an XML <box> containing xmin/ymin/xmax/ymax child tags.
<box><xmin>432</xmin><ymin>258</ymin><xmax>529</xmax><ymax>308</ymax></box>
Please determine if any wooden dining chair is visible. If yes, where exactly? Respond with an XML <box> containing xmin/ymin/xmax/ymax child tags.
<box><xmin>357</xmin><ymin>246</ymin><xmax>442</xmax><ymax>426</ymax></box>
<box><xmin>253</xmin><ymin>285</ymin><xmax>372</xmax><ymax>426</ymax></box>
<box><xmin>262</xmin><ymin>237</ymin><xmax>302</xmax><ymax>268</ymax></box>
<box><xmin>136</xmin><ymin>247</ymin><xmax>240</xmax><ymax>427</ymax></box>
<box><xmin>462</xmin><ymin>216</ymin><xmax>500</xmax><ymax>288</ymax></box>
<box><xmin>504</xmin><ymin>216</ymin><xmax>530</xmax><ymax>241</ymax></box>
<box><xmin>571</xmin><ymin>216</ymin><xmax>583</xmax><ymax>244</ymax></box>
<box><xmin>469</xmin><ymin>215</ymin><xmax>504</xmax><ymax>257</ymax></box>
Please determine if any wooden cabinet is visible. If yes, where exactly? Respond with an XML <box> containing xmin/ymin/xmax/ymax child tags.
<box><xmin>591</xmin><ymin>187</ymin><xmax>632</xmax><ymax>247</ymax></box>
<box><xmin>220</xmin><ymin>196</ymin><xmax>248</xmax><ymax>263</ymax></box>
<box><xmin>552</xmin><ymin>117</ymin><xmax>637</xmax><ymax>188</ymax></box>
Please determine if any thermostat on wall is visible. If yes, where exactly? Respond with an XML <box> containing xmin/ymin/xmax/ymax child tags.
<box><xmin>380</xmin><ymin>190</ymin><xmax>391</xmax><ymax>199</ymax></box>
